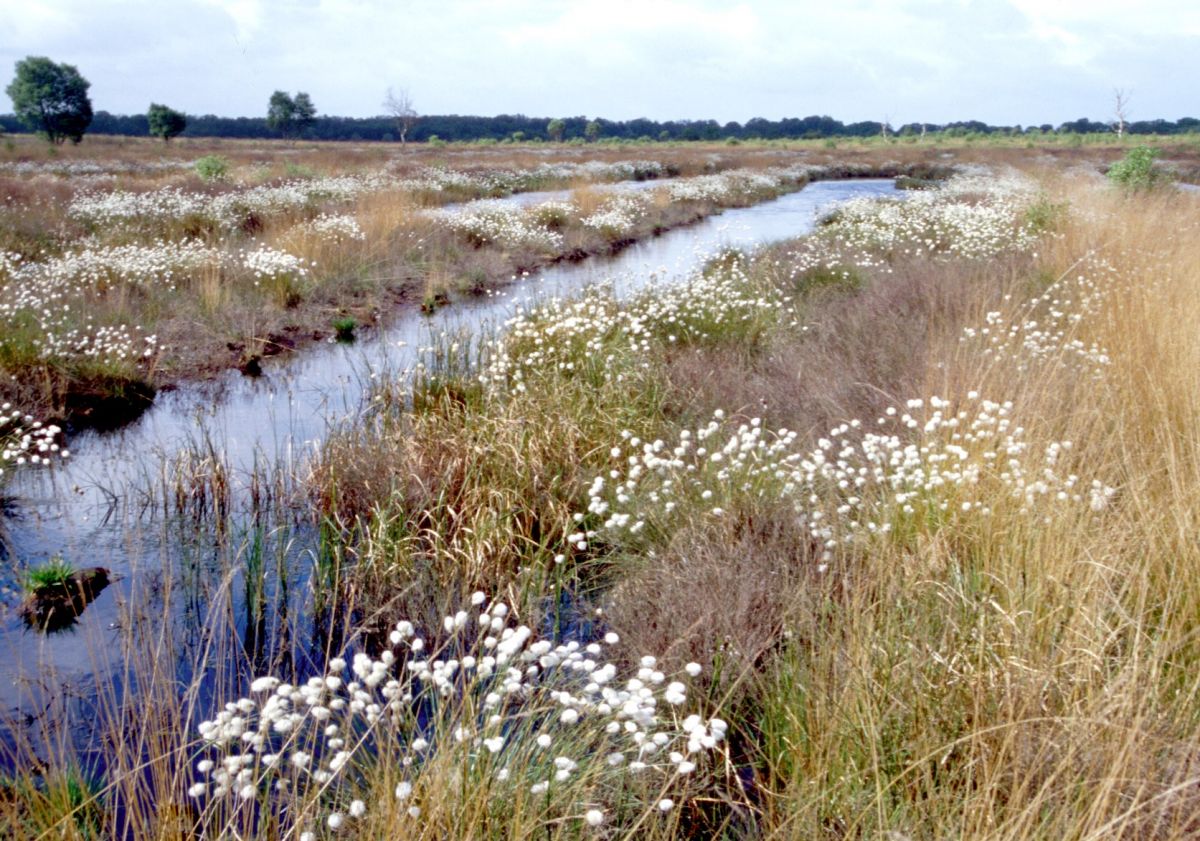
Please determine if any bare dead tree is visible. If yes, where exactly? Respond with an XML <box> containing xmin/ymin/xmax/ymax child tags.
<box><xmin>1113</xmin><ymin>88</ymin><xmax>1131</xmax><ymax>139</ymax></box>
<box><xmin>383</xmin><ymin>86</ymin><xmax>418</xmax><ymax>144</ymax></box>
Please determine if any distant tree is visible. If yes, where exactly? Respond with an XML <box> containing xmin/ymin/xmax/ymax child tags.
<box><xmin>266</xmin><ymin>90</ymin><xmax>295</xmax><ymax>136</ymax></box>
<box><xmin>1112</xmin><ymin>87</ymin><xmax>1131</xmax><ymax>139</ymax></box>
<box><xmin>383</xmin><ymin>86</ymin><xmax>417</xmax><ymax>143</ymax></box>
<box><xmin>585</xmin><ymin>119</ymin><xmax>601</xmax><ymax>142</ymax></box>
<box><xmin>292</xmin><ymin>92</ymin><xmax>317</xmax><ymax>136</ymax></box>
<box><xmin>267</xmin><ymin>90</ymin><xmax>315</xmax><ymax>140</ymax></box>
<box><xmin>546</xmin><ymin>118</ymin><xmax>565</xmax><ymax>142</ymax></box>
<box><xmin>146</xmin><ymin>103</ymin><xmax>187</xmax><ymax>142</ymax></box>
<box><xmin>6</xmin><ymin>56</ymin><xmax>93</xmax><ymax>144</ymax></box>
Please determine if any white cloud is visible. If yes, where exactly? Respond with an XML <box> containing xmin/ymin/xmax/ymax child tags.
<box><xmin>1</xmin><ymin>1</ymin><xmax>82</xmax><ymax>51</ymax></box>
<box><xmin>198</xmin><ymin>0</ymin><xmax>266</xmax><ymax>41</ymax></box>
<box><xmin>506</xmin><ymin>1</ymin><xmax>760</xmax><ymax>46</ymax></box>
<box><xmin>1008</xmin><ymin>0</ymin><xmax>1200</xmax><ymax>68</ymax></box>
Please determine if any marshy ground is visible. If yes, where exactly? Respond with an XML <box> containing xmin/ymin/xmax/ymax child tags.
<box><xmin>1</xmin><ymin>135</ymin><xmax>1200</xmax><ymax>839</ymax></box>
<box><xmin>0</xmin><ymin>135</ymin><xmax>950</xmax><ymax>428</ymax></box>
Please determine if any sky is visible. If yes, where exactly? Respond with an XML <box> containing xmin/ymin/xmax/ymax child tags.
<box><xmin>1</xmin><ymin>0</ymin><xmax>1198</xmax><ymax>126</ymax></box>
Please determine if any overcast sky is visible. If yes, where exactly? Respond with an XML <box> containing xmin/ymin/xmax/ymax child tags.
<box><xmin>2</xmin><ymin>0</ymin><xmax>1197</xmax><ymax>126</ymax></box>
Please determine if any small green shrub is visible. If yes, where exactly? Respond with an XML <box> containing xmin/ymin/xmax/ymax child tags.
<box><xmin>284</xmin><ymin>162</ymin><xmax>315</xmax><ymax>179</ymax></box>
<box><xmin>194</xmin><ymin>155</ymin><xmax>229</xmax><ymax>181</ymax></box>
<box><xmin>1107</xmin><ymin>146</ymin><xmax>1167</xmax><ymax>191</ymax></box>
<box><xmin>1024</xmin><ymin>193</ymin><xmax>1069</xmax><ymax>232</ymax></box>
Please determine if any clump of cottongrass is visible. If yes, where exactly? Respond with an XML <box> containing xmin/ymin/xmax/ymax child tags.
<box><xmin>307</xmin><ymin>213</ymin><xmax>366</xmax><ymax>243</ymax></box>
<box><xmin>435</xmin><ymin>201</ymin><xmax>566</xmax><ymax>251</ymax></box>
<box><xmin>577</xmin><ymin>393</ymin><xmax>1116</xmax><ymax>563</ymax></box>
<box><xmin>241</xmin><ymin>245</ymin><xmax>312</xmax><ymax>285</ymax></box>
<box><xmin>0</xmin><ymin>241</ymin><xmax>179</xmax><ymax>367</ymax></box>
<box><xmin>191</xmin><ymin>594</ymin><xmax>725</xmax><ymax>834</ymax></box>
<box><xmin>479</xmin><ymin>254</ymin><xmax>790</xmax><ymax>395</ymax></box>
<box><xmin>962</xmin><ymin>251</ymin><xmax>1116</xmax><ymax>380</ymax></box>
<box><xmin>579</xmin><ymin>193</ymin><xmax>650</xmax><ymax>239</ymax></box>
<box><xmin>0</xmin><ymin>403</ymin><xmax>67</xmax><ymax>480</ymax></box>
<box><xmin>816</xmin><ymin>170</ymin><xmax>1042</xmax><ymax>261</ymax></box>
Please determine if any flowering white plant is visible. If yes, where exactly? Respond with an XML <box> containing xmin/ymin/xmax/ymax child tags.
<box><xmin>192</xmin><ymin>594</ymin><xmax>723</xmax><ymax>834</ymax></box>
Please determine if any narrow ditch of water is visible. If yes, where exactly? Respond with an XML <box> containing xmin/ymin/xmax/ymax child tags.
<box><xmin>0</xmin><ymin>179</ymin><xmax>900</xmax><ymax>757</ymax></box>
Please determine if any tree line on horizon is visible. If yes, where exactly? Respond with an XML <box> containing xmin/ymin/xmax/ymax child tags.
<box><xmin>7</xmin><ymin>109</ymin><xmax>1200</xmax><ymax>145</ymax></box>
<box><xmin>9</xmin><ymin>109</ymin><xmax>1200</xmax><ymax>145</ymax></box>
<box><xmin>6</xmin><ymin>56</ymin><xmax>1200</xmax><ymax>146</ymax></box>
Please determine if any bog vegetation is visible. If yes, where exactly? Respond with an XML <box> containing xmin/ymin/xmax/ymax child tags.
<box><xmin>1</xmin><ymin>133</ymin><xmax>1199</xmax><ymax>840</ymax></box>
<box><xmin>0</xmin><ymin>134</ymin><xmax>956</xmax><ymax>424</ymax></box>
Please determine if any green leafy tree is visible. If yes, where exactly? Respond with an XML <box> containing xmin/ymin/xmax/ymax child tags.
<box><xmin>146</xmin><ymin>103</ymin><xmax>187</xmax><ymax>142</ymax></box>
<box><xmin>266</xmin><ymin>90</ymin><xmax>316</xmax><ymax>140</ymax></box>
<box><xmin>585</xmin><ymin>119</ymin><xmax>601</xmax><ymax>142</ymax></box>
<box><xmin>292</xmin><ymin>92</ymin><xmax>316</xmax><ymax>136</ymax></box>
<box><xmin>546</xmin><ymin>118</ymin><xmax>565</xmax><ymax>142</ymax></box>
<box><xmin>6</xmin><ymin>56</ymin><xmax>93</xmax><ymax>144</ymax></box>
<box><xmin>266</xmin><ymin>90</ymin><xmax>294</xmax><ymax>136</ymax></box>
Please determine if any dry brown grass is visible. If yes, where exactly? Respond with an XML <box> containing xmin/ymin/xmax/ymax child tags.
<box><xmin>662</xmin><ymin>251</ymin><xmax>1024</xmax><ymax>437</ymax></box>
<box><xmin>604</xmin><ymin>501</ymin><xmax>821</xmax><ymax>681</ymax></box>
<box><xmin>568</xmin><ymin>184</ymin><xmax>607</xmax><ymax>217</ymax></box>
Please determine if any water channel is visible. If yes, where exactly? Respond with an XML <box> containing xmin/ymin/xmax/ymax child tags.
<box><xmin>0</xmin><ymin>178</ymin><xmax>900</xmax><ymax>758</ymax></box>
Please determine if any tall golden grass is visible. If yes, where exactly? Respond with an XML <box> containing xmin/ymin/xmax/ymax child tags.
<box><xmin>741</xmin><ymin>181</ymin><xmax>1200</xmax><ymax>839</ymax></box>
